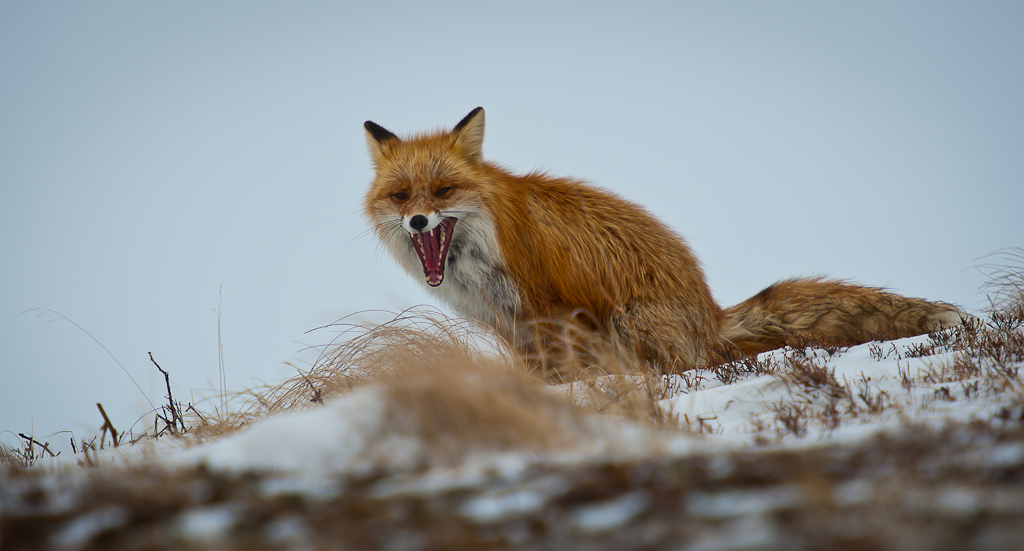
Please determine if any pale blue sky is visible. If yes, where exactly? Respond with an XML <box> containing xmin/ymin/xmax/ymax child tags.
<box><xmin>2</xmin><ymin>1</ymin><xmax>1022</xmax><ymax>454</ymax></box>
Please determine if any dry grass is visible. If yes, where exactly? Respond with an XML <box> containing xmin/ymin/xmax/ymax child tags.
<box><xmin>187</xmin><ymin>263</ymin><xmax>1018</xmax><ymax>446</ymax></box>
<box><xmin>915</xmin><ymin>279</ymin><xmax>1024</xmax><ymax>392</ymax></box>
<box><xmin>175</xmin><ymin>308</ymin><xmax>525</xmax><ymax>443</ymax></box>
<box><xmin>74</xmin><ymin>253</ymin><xmax>1024</xmax><ymax>451</ymax></box>
<box><xmin>3</xmin><ymin>261</ymin><xmax>1024</xmax><ymax>550</ymax></box>
<box><xmin>978</xmin><ymin>247</ymin><xmax>1024</xmax><ymax>315</ymax></box>
<box><xmin>0</xmin><ymin>431</ymin><xmax>64</xmax><ymax>469</ymax></box>
<box><xmin>0</xmin><ymin>441</ymin><xmax>26</xmax><ymax>469</ymax></box>
<box><xmin>5</xmin><ymin>415</ymin><xmax>1024</xmax><ymax>551</ymax></box>
<box><xmin>744</xmin><ymin>260</ymin><xmax>1024</xmax><ymax>443</ymax></box>
<box><xmin>571</xmin><ymin>373</ymin><xmax>675</xmax><ymax>425</ymax></box>
<box><xmin>9</xmin><ymin>256</ymin><xmax>1024</xmax><ymax>469</ymax></box>
<box><xmin>379</xmin><ymin>350</ymin><xmax>584</xmax><ymax>457</ymax></box>
<box><xmin>167</xmin><ymin>307</ymin><xmax>687</xmax><ymax>448</ymax></box>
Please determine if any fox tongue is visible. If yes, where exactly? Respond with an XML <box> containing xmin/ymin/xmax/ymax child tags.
<box><xmin>420</xmin><ymin>228</ymin><xmax>442</xmax><ymax>272</ymax></box>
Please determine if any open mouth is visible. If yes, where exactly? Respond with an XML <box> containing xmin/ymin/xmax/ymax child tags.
<box><xmin>410</xmin><ymin>217</ymin><xmax>457</xmax><ymax>287</ymax></box>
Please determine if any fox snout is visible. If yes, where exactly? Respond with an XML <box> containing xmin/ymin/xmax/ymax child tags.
<box><xmin>402</xmin><ymin>212</ymin><xmax>444</xmax><ymax>234</ymax></box>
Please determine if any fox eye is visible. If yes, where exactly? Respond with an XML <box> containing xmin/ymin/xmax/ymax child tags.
<box><xmin>434</xmin><ymin>187</ymin><xmax>452</xmax><ymax>197</ymax></box>
<box><xmin>392</xmin><ymin>192</ymin><xmax>408</xmax><ymax>201</ymax></box>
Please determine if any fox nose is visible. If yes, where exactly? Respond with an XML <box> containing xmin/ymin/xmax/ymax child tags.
<box><xmin>409</xmin><ymin>215</ymin><xmax>428</xmax><ymax>232</ymax></box>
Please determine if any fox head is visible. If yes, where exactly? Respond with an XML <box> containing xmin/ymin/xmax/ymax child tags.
<box><xmin>363</xmin><ymin>107</ymin><xmax>489</xmax><ymax>288</ymax></box>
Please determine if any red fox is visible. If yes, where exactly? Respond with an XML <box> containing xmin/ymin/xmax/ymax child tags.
<box><xmin>363</xmin><ymin>107</ymin><xmax>963</xmax><ymax>379</ymax></box>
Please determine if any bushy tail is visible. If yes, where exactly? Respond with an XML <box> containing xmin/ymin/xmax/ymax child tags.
<box><xmin>720</xmin><ymin>278</ymin><xmax>965</xmax><ymax>356</ymax></box>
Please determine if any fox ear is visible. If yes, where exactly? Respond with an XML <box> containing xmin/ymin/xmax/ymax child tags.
<box><xmin>364</xmin><ymin>120</ymin><xmax>399</xmax><ymax>164</ymax></box>
<box><xmin>452</xmin><ymin>107</ymin><xmax>485</xmax><ymax>163</ymax></box>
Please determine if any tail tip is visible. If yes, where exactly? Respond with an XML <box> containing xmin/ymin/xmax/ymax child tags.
<box><xmin>928</xmin><ymin>305</ymin><xmax>973</xmax><ymax>331</ymax></box>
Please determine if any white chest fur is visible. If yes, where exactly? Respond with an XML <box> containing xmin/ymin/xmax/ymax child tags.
<box><xmin>381</xmin><ymin>210</ymin><xmax>521</xmax><ymax>328</ymax></box>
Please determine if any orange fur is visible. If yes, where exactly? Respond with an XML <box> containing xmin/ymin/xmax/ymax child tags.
<box><xmin>363</xmin><ymin>108</ymin><xmax>963</xmax><ymax>379</ymax></box>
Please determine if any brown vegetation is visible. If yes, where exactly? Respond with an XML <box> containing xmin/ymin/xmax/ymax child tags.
<box><xmin>2</xmin><ymin>253</ymin><xmax>1022</xmax><ymax>550</ymax></box>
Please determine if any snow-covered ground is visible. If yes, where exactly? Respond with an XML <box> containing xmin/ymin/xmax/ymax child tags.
<box><xmin>3</xmin><ymin>315</ymin><xmax>1023</xmax><ymax>550</ymax></box>
<box><xmin>21</xmin><ymin>328</ymin><xmax>1005</xmax><ymax>473</ymax></box>
<box><xmin>664</xmin><ymin>332</ymin><xmax>1023</xmax><ymax>444</ymax></box>
<box><xmin>122</xmin><ymin>332</ymin><xmax>1021</xmax><ymax>476</ymax></box>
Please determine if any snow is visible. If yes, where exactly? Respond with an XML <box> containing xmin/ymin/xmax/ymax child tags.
<box><xmin>166</xmin><ymin>386</ymin><xmax>403</xmax><ymax>475</ymax></box>
<box><xmin>18</xmin><ymin>329</ymin><xmax>1020</xmax><ymax>535</ymax></box>
<box><xmin>51</xmin><ymin>505</ymin><xmax>129</xmax><ymax>551</ymax></box>
<box><xmin>975</xmin><ymin>442</ymin><xmax>1024</xmax><ymax>469</ymax></box>
<box><xmin>460</xmin><ymin>486</ymin><xmax>555</xmax><ymax>523</ymax></box>
<box><xmin>831</xmin><ymin>479</ymin><xmax>874</xmax><ymax>507</ymax></box>
<box><xmin>174</xmin><ymin>504</ymin><xmax>237</xmax><ymax>542</ymax></box>
<box><xmin>686</xmin><ymin>486</ymin><xmax>805</xmax><ymax>519</ymax></box>
<box><xmin>659</xmin><ymin>333</ymin><xmax>1021</xmax><ymax>447</ymax></box>
<box><xmin>262</xmin><ymin>514</ymin><xmax>313</xmax><ymax>547</ymax></box>
<box><xmin>569</xmin><ymin>492</ymin><xmax>649</xmax><ymax>532</ymax></box>
<box><xmin>4</xmin><ymin>321</ymin><xmax>1022</xmax><ymax>550</ymax></box>
<box><xmin>64</xmin><ymin>334</ymin><xmax>1015</xmax><ymax>484</ymax></box>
